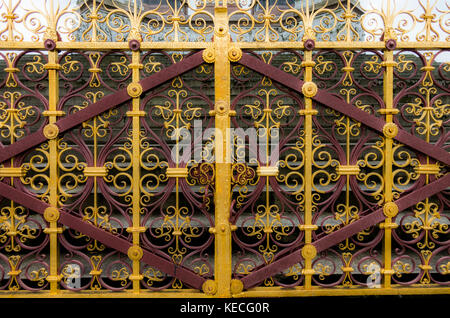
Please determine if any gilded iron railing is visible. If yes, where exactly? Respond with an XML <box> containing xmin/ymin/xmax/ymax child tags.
<box><xmin>0</xmin><ymin>0</ymin><xmax>448</xmax><ymax>298</ymax></box>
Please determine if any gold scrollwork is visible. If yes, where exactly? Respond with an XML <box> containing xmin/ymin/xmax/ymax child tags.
<box><xmin>22</xmin><ymin>0</ymin><xmax>81</xmax><ymax>42</ymax></box>
<box><xmin>21</xmin><ymin>143</ymin><xmax>51</xmax><ymax>202</ymax></box>
<box><xmin>0</xmin><ymin>91</ymin><xmax>36</xmax><ymax>140</ymax></box>
<box><xmin>142</xmin><ymin>267</ymin><xmax>164</xmax><ymax>287</ymax></box>
<box><xmin>103</xmin><ymin>0</ymin><xmax>214</xmax><ymax>42</ymax></box>
<box><xmin>0</xmin><ymin>0</ymin><xmax>445</xmax><ymax>44</ymax></box>
<box><xmin>0</xmin><ymin>204</ymin><xmax>37</xmax><ymax>252</ymax></box>
<box><xmin>404</xmin><ymin>199</ymin><xmax>448</xmax><ymax>250</ymax></box>
<box><xmin>57</xmin><ymin>139</ymin><xmax>87</xmax><ymax>205</ymax></box>
<box><xmin>244</xmin><ymin>204</ymin><xmax>290</xmax><ymax>264</ymax></box>
<box><xmin>360</xmin><ymin>0</ymin><xmax>417</xmax><ymax>41</ymax></box>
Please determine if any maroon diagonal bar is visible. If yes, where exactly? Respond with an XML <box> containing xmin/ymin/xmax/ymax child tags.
<box><xmin>313</xmin><ymin>91</ymin><xmax>450</xmax><ymax>166</ymax></box>
<box><xmin>0</xmin><ymin>181</ymin><xmax>206</xmax><ymax>289</ymax></box>
<box><xmin>239</xmin><ymin>53</ymin><xmax>304</xmax><ymax>93</ymax></box>
<box><xmin>0</xmin><ymin>50</ymin><xmax>205</xmax><ymax>164</ymax></box>
<box><xmin>241</xmin><ymin>173</ymin><xmax>450</xmax><ymax>290</ymax></box>
<box><xmin>314</xmin><ymin>173</ymin><xmax>450</xmax><ymax>253</ymax></box>
<box><xmin>238</xmin><ymin>53</ymin><xmax>450</xmax><ymax>166</ymax></box>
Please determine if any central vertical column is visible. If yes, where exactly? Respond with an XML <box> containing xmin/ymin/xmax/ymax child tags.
<box><xmin>380</xmin><ymin>39</ymin><xmax>398</xmax><ymax>289</ymax></box>
<box><xmin>126</xmin><ymin>42</ymin><xmax>146</xmax><ymax>293</ymax></box>
<box><xmin>213</xmin><ymin>2</ymin><xmax>232</xmax><ymax>297</ymax></box>
<box><xmin>301</xmin><ymin>49</ymin><xmax>317</xmax><ymax>289</ymax></box>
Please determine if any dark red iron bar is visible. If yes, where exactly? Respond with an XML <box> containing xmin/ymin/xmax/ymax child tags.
<box><xmin>241</xmin><ymin>173</ymin><xmax>450</xmax><ymax>290</ymax></box>
<box><xmin>0</xmin><ymin>181</ymin><xmax>206</xmax><ymax>290</ymax></box>
<box><xmin>238</xmin><ymin>53</ymin><xmax>450</xmax><ymax>167</ymax></box>
<box><xmin>313</xmin><ymin>173</ymin><xmax>450</xmax><ymax>252</ymax></box>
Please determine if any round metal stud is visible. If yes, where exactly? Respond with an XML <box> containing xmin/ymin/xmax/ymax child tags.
<box><xmin>383</xmin><ymin>122</ymin><xmax>398</xmax><ymax>138</ymax></box>
<box><xmin>202</xmin><ymin>47</ymin><xmax>215</xmax><ymax>63</ymax></box>
<box><xmin>44</xmin><ymin>39</ymin><xmax>56</xmax><ymax>51</ymax></box>
<box><xmin>301</xmin><ymin>244</ymin><xmax>317</xmax><ymax>260</ymax></box>
<box><xmin>127</xmin><ymin>245</ymin><xmax>143</xmax><ymax>261</ymax></box>
<box><xmin>215</xmin><ymin>101</ymin><xmax>228</xmax><ymax>115</ymax></box>
<box><xmin>304</xmin><ymin>39</ymin><xmax>315</xmax><ymax>51</ymax></box>
<box><xmin>227</xmin><ymin>46</ymin><xmax>242</xmax><ymax>62</ymax></box>
<box><xmin>215</xmin><ymin>24</ymin><xmax>227</xmax><ymax>37</ymax></box>
<box><xmin>43</xmin><ymin>123</ymin><xmax>59</xmax><ymax>140</ymax></box>
<box><xmin>128</xmin><ymin>39</ymin><xmax>141</xmax><ymax>51</ymax></box>
<box><xmin>385</xmin><ymin>39</ymin><xmax>397</xmax><ymax>50</ymax></box>
<box><xmin>44</xmin><ymin>207</ymin><xmax>60</xmax><ymax>222</ymax></box>
<box><xmin>383</xmin><ymin>202</ymin><xmax>399</xmax><ymax>218</ymax></box>
<box><xmin>127</xmin><ymin>82</ymin><xmax>143</xmax><ymax>98</ymax></box>
<box><xmin>202</xmin><ymin>279</ymin><xmax>217</xmax><ymax>296</ymax></box>
<box><xmin>301</xmin><ymin>81</ymin><xmax>318</xmax><ymax>98</ymax></box>
<box><xmin>230</xmin><ymin>279</ymin><xmax>244</xmax><ymax>295</ymax></box>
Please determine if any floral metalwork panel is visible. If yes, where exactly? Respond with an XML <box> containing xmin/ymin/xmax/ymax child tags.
<box><xmin>138</xmin><ymin>51</ymin><xmax>215</xmax><ymax>290</ymax></box>
<box><xmin>230</xmin><ymin>50</ymin><xmax>306</xmax><ymax>287</ymax></box>
<box><xmin>0</xmin><ymin>0</ymin><xmax>448</xmax><ymax>297</ymax></box>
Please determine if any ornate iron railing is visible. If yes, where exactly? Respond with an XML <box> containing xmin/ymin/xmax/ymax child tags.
<box><xmin>0</xmin><ymin>0</ymin><xmax>448</xmax><ymax>298</ymax></box>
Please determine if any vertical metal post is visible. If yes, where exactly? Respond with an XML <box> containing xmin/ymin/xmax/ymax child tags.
<box><xmin>213</xmin><ymin>2</ymin><xmax>232</xmax><ymax>297</ymax></box>
<box><xmin>301</xmin><ymin>50</ymin><xmax>317</xmax><ymax>289</ymax></box>
<box><xmin>381</xmin><ymin>47</ymin><xmax>396</xmax><ymax>289</ymax></box>
<box><xmin>44</xmin><ymin>46</ymin><xmax>61</xmax><ymax>294</ymax></box>
<box><xmin>127</xmin><ymin>48</ymin><xmax>145</xmax><ymax>293</ymax></box>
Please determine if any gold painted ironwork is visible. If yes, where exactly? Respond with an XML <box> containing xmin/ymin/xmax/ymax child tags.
<box><xmin>0</xmin><ymin>167</ymin><xmax>25</xmax><ymax>177</ymax></box>
<box><xmin>414</xmin><ymin>163</ymin><xmax>441</xmax><ymax>175</ymax></box>
<box><xmin>0</xmin><ymin>0</ymin><xmax>447</xmax><ymax>298</ymax></box>
<box><xmin>336</xmin><ymin>164</ymin><xmax>360</xmax><ymax>176</ymax></box>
